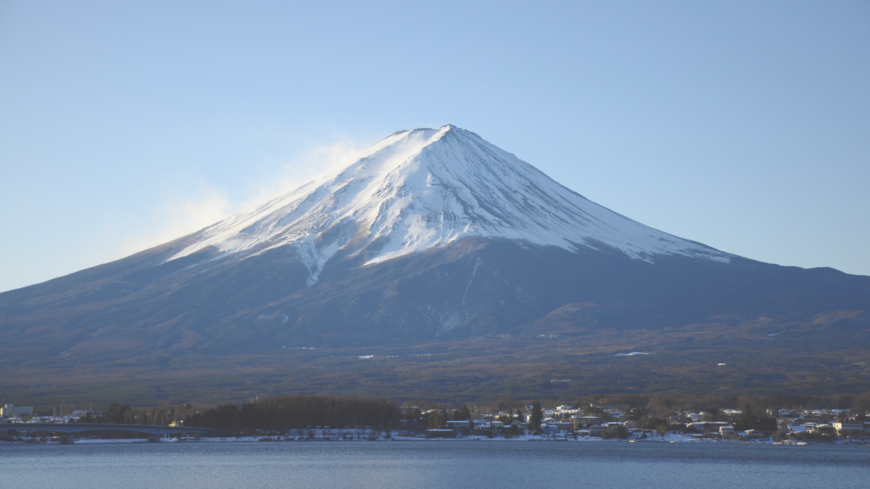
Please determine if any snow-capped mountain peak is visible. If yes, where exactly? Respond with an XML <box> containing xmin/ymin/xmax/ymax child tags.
<box><xmin>170</xmin><ymin>125</ymin><xmax>728</xmax><ymax>284</ymax></box>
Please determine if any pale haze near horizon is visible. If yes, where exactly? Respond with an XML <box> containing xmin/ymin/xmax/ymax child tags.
<box><xmin>1</xmin><ymin>0</ymin><xmax>868</xmax><ymax>293</ymax></box>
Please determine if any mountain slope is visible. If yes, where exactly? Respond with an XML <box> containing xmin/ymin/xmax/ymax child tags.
<box><xmin>1</xmin><ymin>125</ymin><xmax>868</xmax><ymax>404</ymax></box>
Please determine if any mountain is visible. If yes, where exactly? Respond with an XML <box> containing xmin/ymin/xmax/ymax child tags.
<box><xmin>173</xmin><ymin>125</ymin><xmax>728</xmax><ymax>286</ymax></box>
<box><xmin>1</xmin><ymin>125</ymin><xmax>869</xmax><ymax>406</ymax></box>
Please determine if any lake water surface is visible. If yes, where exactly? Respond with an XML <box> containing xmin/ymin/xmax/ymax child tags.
<box><xmin>2</xmin><ymin>441</ymin><xmax>869</xmax><ymax>488</ymax></box>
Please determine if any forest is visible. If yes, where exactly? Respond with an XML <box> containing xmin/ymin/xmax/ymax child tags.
<box><xmin>184</xmin><ymin>395</ymin><xmax>400</xmax><ymax>430</ymax></box>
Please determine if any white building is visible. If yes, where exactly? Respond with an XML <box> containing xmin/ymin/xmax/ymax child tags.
<box><xmin>1</xmin><ymin>404</ymin><xmax>33</xmax><ymax>417</ymax></box>
<box><xmin>833</xmin><ymin>419</ymin><xmax>864</xmax><ymax>435</ymax></box>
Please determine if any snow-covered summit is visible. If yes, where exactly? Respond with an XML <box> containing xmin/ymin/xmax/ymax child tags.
<box><xmin>171</xmin><ymin>125</ymin><xmax>728</xmax><ymax>284</ymax></box>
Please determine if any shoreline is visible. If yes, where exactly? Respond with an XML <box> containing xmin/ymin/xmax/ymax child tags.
<box><xmin>3</xmin><ymin>431</ymin><xmax>868</xmax><ymax>446</ymax></box>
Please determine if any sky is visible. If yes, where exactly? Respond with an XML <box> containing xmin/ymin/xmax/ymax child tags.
<box><xmin>1</xmin><ymin>0</ymin><xmax>868</xmax><ymax>293</ymax></box>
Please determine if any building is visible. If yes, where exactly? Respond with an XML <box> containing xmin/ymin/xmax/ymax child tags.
<box><xmin>54</xmin><ymin>402</ymin><xmax>73</xmax><ymax>417</ymax></box>
<box><xmin>743</xmin><ymin>429</ymin><xmax>763</xmax><ymax>439</ymax></box>
<box><xmin>833</xmin><ymin>419</ymin><xmax>864</xmax><ymax>435</ymax></box>
<box><xmin>688</xmin><ymin>421</ymin><xmax>729</xmax><ymax>433</ymax></box>
<box><xmin>719</xmin><ymin>425</ymin><xmax>735</xmax><ymax>438</ymax></box>
<box><xmin>1</xmin><ymin>404</ymin><xmax>33</xmax><ymax>417</ymax></box>
<box><xmin>541</xmin><ymin>424</ymin><xmax>559</xmax><ymax>435</ymax></box>
<box><xmin>808</xmin><ymin>424</ymin><xmax>836</xmax><ymax>436</ymax></box>
<box><xmin>446</xmin><ymin>420</ymin><xmax>471</xmax><ymax>429</ymax></box>
<box><xmin>574</xmin><ymin>416</ymin><xmax>602</xmax><ymax>427</ymax></box>
<box><xmin>601</xmin><ymin>422</ymin><xmax>626</xmax><ymax>437</ymax></box>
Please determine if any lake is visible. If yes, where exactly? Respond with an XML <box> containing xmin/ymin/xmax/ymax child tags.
<box><xmin>2</xmin><ymin>441</ymin><xmax>868</xmax><ymax>488</ymax></box>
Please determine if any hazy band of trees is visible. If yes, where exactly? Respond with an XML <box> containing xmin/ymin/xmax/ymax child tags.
<box><xmin>187</xmin><ymin>396</ymin><xmax>399</xmax><ymax>430</ymax></box>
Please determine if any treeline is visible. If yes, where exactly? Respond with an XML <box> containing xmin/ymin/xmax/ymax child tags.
<box><xmin>88</xmin><ymin>403</ymin><xmax>198</xmax><ymax>426</ymax></box>
<box><xmin>186</xmin><ymin>395</ymin><xmax>400</xmax><ymax>430</ymax></box>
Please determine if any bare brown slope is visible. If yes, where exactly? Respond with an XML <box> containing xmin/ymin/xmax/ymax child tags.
<box><xmin>1</xmin><ymin>235</ymin><xmax>869</xmax><ymax>407</ymax></box>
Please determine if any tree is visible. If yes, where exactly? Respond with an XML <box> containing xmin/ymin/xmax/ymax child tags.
<box><xmin>454</xmin><ymin>405</ymin><xmax>471</xmax><ymax>421</ymax></box>
<box><xmin>656</xmin><ymin>423</ymin><xmax>668</xmax><ymax>441</ymax></box>
<box><xmin>427</xmin><ymin>410</ymin><xmax>446</xmax><ymax>429</ymax></box>
<box><xmin>102</xmin><ymin>403</ymin><xmax>132</xmax><ymax>424</ymax></box>
<box><xmin>529</xmin><ymin>401</ymin><xmax>543</xmax><ymax>432</ymax></box>
<box><xmin>616</xmin><ymin>425</ymin><xmax>630</xmax><ymax>440</ymax></box>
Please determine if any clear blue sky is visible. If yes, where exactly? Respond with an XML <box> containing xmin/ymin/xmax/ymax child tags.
<box><xmin>1</xmin><ymin>0</ymin><xmax>868</xmax><ymax>292</ymax></box>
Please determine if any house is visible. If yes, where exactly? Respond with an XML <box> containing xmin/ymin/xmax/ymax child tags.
<box><xmin>719</xmin><ymin>425</ymin><xmax>735</xmax><ymax>438</ymax></box>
